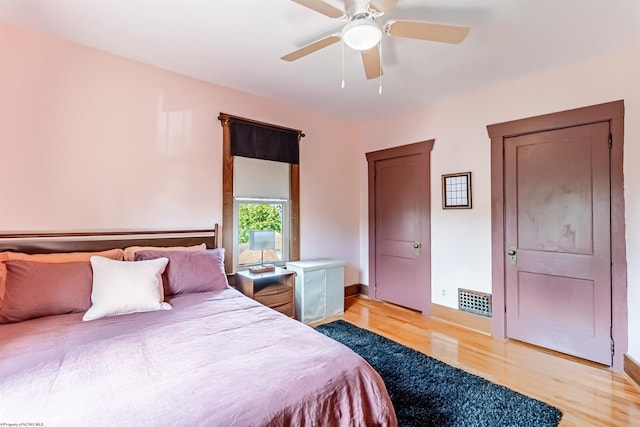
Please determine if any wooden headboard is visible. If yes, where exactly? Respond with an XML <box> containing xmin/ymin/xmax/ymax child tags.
<box><xmin>0</xmin><ymin>224</ymin><xmax>218</xmax><ymax>254</ymax></box>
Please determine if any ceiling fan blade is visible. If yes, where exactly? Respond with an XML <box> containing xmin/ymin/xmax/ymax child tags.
<box><xmin>386</xmin><ymin>20</ymin><xmax>470</xmax><ymax>44</ymax></box>
<box><xmin>361</xmin><ymin>45</ymin><xmax>382</xmax><ymax>80</ymax></box>
<box><xmin>291</xmin><ymin>0</ymin><xmax>345</xmax><ymax>19</ymax></box>
<box><xmin>281</xmin><ymin>35</ymin><xmax>341</xmax><ymax>62</ymax></box>
<box><xmin>369</xmin><ymin>0</ymin><xmax>399</xmax><ymax>13</ymax></box>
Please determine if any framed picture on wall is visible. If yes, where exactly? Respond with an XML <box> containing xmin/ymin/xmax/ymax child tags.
<box><xmin>442</xmin><ymin>172</ymin><xmax>472</xmax><ymax>209</ymax></box>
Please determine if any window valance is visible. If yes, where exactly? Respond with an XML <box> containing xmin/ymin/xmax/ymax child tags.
<box><xmin>219</xmin><ymin>113</ymin><xmax>304</xmax><ymax>164</ymax></box>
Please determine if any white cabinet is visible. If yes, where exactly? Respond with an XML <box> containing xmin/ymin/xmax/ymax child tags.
<box><xmin>286</xmin><ymin>259</ymin><xmax>345</xmax><ymax>324</ymax></box>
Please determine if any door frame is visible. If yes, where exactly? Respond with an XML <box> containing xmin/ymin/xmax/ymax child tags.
<box><xmin>366</xmin><ymin>140</ymin><xmax>434</xmax><ymax>315</ymax></box>
<box><xmin>487</xmin><ymin>100</ymin><xmax>627</xmax><ymax>369</ymax></box>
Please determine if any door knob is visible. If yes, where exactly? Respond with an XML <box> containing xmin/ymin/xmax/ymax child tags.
<box><xmin>506</xmin><ymin>248</ymin><xmax>516</xmax><ymax>256</ymax></box>
<box><xmin>413</xmin><ymin>241</ymin><xmax>421</xmax><ymax>256</ymax></box>
<box><xmin>506</xmin><ymin>246</ymin><xmax>517</xmax><ymax>265</ymax></box>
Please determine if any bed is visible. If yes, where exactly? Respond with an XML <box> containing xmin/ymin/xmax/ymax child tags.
<box><xmin>0</xmin><ymin>227</ymin><xmax>396</xmax><ymax>426</ymax></box>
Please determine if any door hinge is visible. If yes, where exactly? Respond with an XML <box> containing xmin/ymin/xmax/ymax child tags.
<box><xmin>611</xmin><ymin>339</ymin><xmax>615</xmax><ymax>355</ymax></box>
<box><xmin>608</xmin><ymin>134</ymin><xmax>613</xmax><ymax>148</ymax></box>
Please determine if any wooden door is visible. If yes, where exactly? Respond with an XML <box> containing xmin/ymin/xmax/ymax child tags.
<box><xmin>366</xmin><ymin>141</ymin><xmax>433</xmax><ymax>314</ymax></box>
<box><xmin>504</xmin><ymin>122</ymin><xmax>612</xmax><ymax>365</ymax></box>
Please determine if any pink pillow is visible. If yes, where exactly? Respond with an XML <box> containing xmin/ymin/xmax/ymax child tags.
<box><xmin>0</xmin><ymin>262</ymin><xmax>6</xmax><ymax>305</ymax></box>
<box><xmin>0</xmin><ymin>249</ymin><xmax>124</xmax><ymax>302</ymax></box>
<box><xmin>0</xmin><ymin>248</ymin><xmax>124</xmax><ymax>263</ymax></box>
<box><xmin>134</xmin><ymin>249</ymin><xmax>228</xmax><ymax>296</ymax></box>
<box><xmin>0</xmin><ymin>260</ymin><xmax>93</xmax><ymax>324</ymax></box>
<box><xmin>123</xmin><ymin>244</ymin><xmax>206</xmax><ymax>261</ymax></box>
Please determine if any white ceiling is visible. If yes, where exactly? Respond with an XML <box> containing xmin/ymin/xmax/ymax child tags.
<box><xmin>1</xmin><ymin>0</ymin><xmax>639</xmax><ymax>123</ymax></box>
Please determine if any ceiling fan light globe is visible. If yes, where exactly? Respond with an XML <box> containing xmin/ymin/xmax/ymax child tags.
<box><xmin>342</xmin><ymin>20</ymin><xmax>382</xmax><ymax>51</ymax></box>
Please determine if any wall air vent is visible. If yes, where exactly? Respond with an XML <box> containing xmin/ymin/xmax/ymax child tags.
<box><xmin>458</xmin><ymin>288</ymin><xmax>492</xmax><ymax>317</ymax></box>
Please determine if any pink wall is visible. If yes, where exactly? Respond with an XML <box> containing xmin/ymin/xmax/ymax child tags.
<box><xmin>0</xmin><ymin>23</ymin><xmax>362</xmax><ymax>285</ymax></box>
<box><xmin>357</xmin><ymin>36</ymin><xmax>640</xmax><ymax>361</ymax></box>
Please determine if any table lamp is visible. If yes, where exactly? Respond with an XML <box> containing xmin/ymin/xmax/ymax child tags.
<box><xmin>249</xmin><ymin>230</ymin><xmax>276</xmax><ymax>273</ymax></box>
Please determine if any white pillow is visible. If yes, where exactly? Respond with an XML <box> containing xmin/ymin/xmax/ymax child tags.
<box><xmin>83</xmin><ymin>256</ymin><xmax>171</xmax><ymax>321</ymax></box>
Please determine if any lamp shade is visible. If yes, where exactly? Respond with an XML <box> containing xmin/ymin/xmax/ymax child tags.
<box><xmin>249</xmin><ymin>230</ymin><xmax>276</xmax><ymax>251</ymax></box>
<box><xmin>342</xmin><ymin>19</ymin><xmax>382</xmax><ymax>51</ymax></box>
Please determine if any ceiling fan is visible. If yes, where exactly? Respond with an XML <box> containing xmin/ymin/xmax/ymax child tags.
<box><xmin>281</xmin><ymin>0</ymin><xmax>470</xmax><ymax>80</ymax></box>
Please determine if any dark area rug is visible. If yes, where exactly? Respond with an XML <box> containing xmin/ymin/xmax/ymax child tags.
<box><xmin>316</xmin><ymin>320</ymin><xmax>562</xmax><ymax>427</ymax></box>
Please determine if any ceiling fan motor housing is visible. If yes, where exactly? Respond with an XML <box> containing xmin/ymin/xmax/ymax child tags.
<box><xmin>344</xmin><ymin>0</ymin><xmax>375</xmax><ymax>17</ymax></box>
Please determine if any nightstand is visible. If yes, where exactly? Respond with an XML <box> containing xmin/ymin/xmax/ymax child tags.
<box><xmin>235</xmin><ymin>267</ymin><xmax>296</xmax><ymax>318</ymax></box>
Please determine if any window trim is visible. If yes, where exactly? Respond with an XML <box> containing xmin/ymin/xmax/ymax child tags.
<box><xmin>219</xmin><ymin>114</ymin><xmax>301</xmax><ymax>273</ymax></box>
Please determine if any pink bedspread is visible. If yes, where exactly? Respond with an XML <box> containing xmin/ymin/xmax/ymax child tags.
<box><xmin>0</xmin><ymin>288</ymin><xmax>396</xmax><ymax>426</ymax></box>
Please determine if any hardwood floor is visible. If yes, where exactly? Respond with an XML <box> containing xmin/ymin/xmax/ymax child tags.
<box><xmin>322</xmin><ymin>296</ymin><xmax>640</xmax><ymax>426</ymax></box>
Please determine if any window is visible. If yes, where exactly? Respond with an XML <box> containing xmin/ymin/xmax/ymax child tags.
<box><xmin>232</xmin><ymin>155</ymin><xmax>291</xmax><ymax>270</ymax></box>
<box><xmin>234</xmin><ymin>198</ymin><xmax>289</xmax><ymax>269</ymax></box>
<box><xmin>219</xmin><ymin>113</ymin><xmax>302</xmax><ymax>273</ymax></box>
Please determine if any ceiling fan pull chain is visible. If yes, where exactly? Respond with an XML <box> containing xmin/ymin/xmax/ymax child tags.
<box><xmin>378</xmin><ymin>42</ymin><xmax>383</xmax><ymax>95</ymax></box>
<box><xmin>341</xmin><ymin>38</ymin><xmax>346</xmax><ymax>89</ymax></box>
